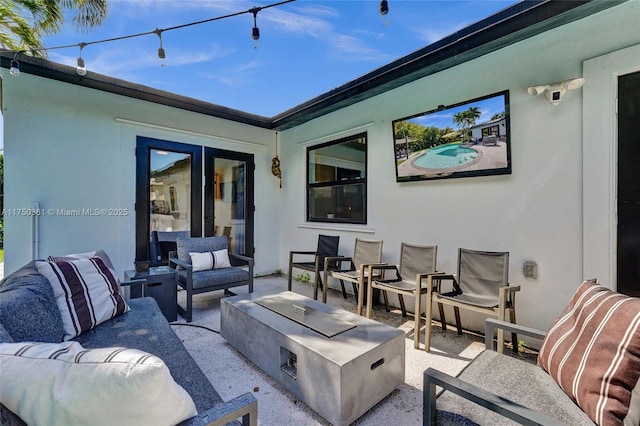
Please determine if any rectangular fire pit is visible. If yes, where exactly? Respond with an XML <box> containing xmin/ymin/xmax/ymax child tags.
<box><xmin>220</xmin><ymin>291</ymin><xmax>405</xmax><ymax>426</ymax></box>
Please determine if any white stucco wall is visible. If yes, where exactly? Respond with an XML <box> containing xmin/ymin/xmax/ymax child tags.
<box><xmin>1</xmin><ymin>1</ymin><xmax>638</xmax><ymax>337</ymax></box>
<box><xmin>278</xmin><ymin>1</ymin><xmax>640</xmax><ymax>333</ymax></box>
<box><xmin>1</xmin><ymin>75</ymin><xmax>281</xmax><ymax>276</ymax></box>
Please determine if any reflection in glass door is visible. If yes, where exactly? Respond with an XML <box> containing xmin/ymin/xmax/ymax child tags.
<box><xmin>150</xmin><ymin>150</ymin><xmax>191</xmax><ymax>235</ymax></box>
<box><xmin>136</xmin><ymin>137</ymin><xmax>202</xmax><ymax>265</ymax></box>
<box><xmin>205</xmin><ymin>148</ymin><xmax>254</xmax><ymax>257</ymax></box>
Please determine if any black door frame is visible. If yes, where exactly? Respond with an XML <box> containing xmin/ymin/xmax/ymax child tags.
<box><xmin>204</xmin><ymin>147</ymin><xmax>255</xmax><ymax>257</ymax></box>
<box><xmin>616</xmin><ymin>71</ymin><xmax>640</xmax><ymax>296</ymax></box>
<box><xmin>135</xmin><ymin>137</ymin><xmax>202</xmax><ymax>262</ymax></box>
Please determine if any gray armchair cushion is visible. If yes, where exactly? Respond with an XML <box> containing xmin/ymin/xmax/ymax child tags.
<box><xmin>0</xmin><ymin>324</ymin><xmax>14</xmax><ymax>343</ymax></box>
<box><xmin>436</xmin><ymin>351</ymin><xmax>593</xmax><ymax>425</ymax></box>
<box><xmin>0</xmin><ymin>261</ymin><xmax>64</xmax><ymax>343</ymax></box>
<box><xmin>177</xmin><ymin>268</ymin><xmax>251</xmax><ymax>290</ymax></box>
<box><xmin>177</xmin><ymin>237</ymin><xmax>228</xmax><ymax>264</ymax></box>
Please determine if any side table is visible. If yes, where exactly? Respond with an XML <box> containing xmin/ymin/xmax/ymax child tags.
<box><xmin>123</xmin><ymin>266</ymin><xmax>177</xmax><ymax>322</ymax></box>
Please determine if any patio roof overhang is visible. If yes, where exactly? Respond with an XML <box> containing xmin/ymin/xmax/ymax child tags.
<box><xmin>0</xmin><ymin>0</ymin><xmax>626</xmax><ymax>131</ymax></box>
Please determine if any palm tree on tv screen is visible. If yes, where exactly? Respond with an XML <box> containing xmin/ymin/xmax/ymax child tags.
<box><xmin>0</xmin><ymin>0</ymin><xmax>108</xmax><ymax>55</ymax></box>
<box><xmin>453</xmin><ymin>107</ymin><xmax>481</xmax><ymax>142</ymax></box>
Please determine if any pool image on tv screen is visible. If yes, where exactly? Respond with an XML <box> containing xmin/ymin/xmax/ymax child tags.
<box><xmin>392</xmin><ymin>91</ymin><xmax>511</xmax><ymax>182</ymax></box>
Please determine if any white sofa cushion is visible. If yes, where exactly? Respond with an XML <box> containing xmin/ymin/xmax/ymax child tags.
<box><xmin>0</xmin><ymin>341</ymin><xmax>197</xmax><ymax>426</ymax></box>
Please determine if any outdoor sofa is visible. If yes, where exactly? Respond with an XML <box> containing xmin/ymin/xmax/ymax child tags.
<box><xmin>0</xmin><ymin>254</ymin><xmax>257</xmax><ymax>426</ymax></box>
<box><xmin>424</xmin><ymin>280</ymin><xmax>640</xmax><ymax>425</ymax></box>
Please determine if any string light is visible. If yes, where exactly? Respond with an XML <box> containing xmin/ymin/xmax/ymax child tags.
<box><xmin>379</xmin><ymin>0</ymin><xmax>390</xmax><ymax>26</ymax></box>
<box><xmin>380</xmin><ymin>1</ymin><xmax>389</xmax><ymax>15</ymax></box>
<box><xmin>250</xmin><ymin>7</ymin><xmax>261</xmax><ymax>49</ymax></box>
<box><xmin>76</xmin><ymin>42</ymin><xmax>87</xmax><ymax>76</ymax></box>
<box><xmin>153</xmin><ymin>28</ymin><xmax>166</xmax><ymax>66</ymax></box>
<box><xmin>9</xmin><ymin>52</ymin><xmax>20</xmax><ymax>76</ymax></box>
<box><xmin>3</xmin><ymin>0</ymin><xmax>388</xmax><ymax>76</ymax></box>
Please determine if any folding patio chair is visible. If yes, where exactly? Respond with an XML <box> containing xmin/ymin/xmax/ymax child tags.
<box><xmin>366</xmin><ymin>243</ymin><xmax>438</xmax><ymax>349</ymax></box>
<box><xmin>425</xmin><ymin>248</ymin><xmax>520</xmax><ymax>353</ymax></box>
<box><xmin>323</xmin><ymin>238</ymin><xmax>384</xmax><ymax>315</ymax></box>
<box><xmin>287</xmin><ymin>235</ymin><xmax>340</xmax><ymax>300</ymax></box>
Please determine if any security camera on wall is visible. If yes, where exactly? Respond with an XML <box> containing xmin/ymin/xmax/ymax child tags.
<box><xmin>527</xmin><ymin>78</ymin><xmax>585</xmax><ymax>106</ymax></box>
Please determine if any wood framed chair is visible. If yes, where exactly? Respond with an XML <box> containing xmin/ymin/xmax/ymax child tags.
<box><xmin>323</xmin><ymin>238</ymin><xmax>384</xmax><ymax>315</ymax></box>
<box><xmin>287</xmin><ymin>235</ymin><xmax>340</xmax><ymax>300</ymax></box>
<box><xmin>366</xmin><ymin>243</ymin><xmax>438</xmax><ymax>349</ymax></box>
<box><xmin>425</xmin><ymin>248</ymin><xmax>519</xmax><ymax>353</ymax></box>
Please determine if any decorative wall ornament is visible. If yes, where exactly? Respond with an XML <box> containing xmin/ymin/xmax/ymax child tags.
<box><xmin>271</xmin><ymin>131</ymin><xmax>282</xmax><ymax>188</ymax></box>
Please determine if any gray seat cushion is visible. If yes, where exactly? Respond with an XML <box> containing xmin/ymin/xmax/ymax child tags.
<box><xmin>177</xmin><ymin>267</ymin><xmax>251</xmax><ymax>290</ymax></box>
<box><xmin>0</xmin><ymin>261</ymin><xmax>64</xmax><ymax>343</ymax></box>
<box><xmin>436</xmin><ymin>350</ymin><xmax>594</xmax><ymax>425</ymax></box>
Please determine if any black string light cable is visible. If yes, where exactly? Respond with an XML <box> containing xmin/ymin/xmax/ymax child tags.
<box><xmin>4</xmin><ymin>0</ymin><xmax>297</xmax><ymax>76</ymax></box>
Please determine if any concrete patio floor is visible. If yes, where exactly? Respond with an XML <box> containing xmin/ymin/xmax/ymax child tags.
<box><xmin>170</xmin><ymin>275</ymin><xmax>521</xmax><ymax>425</ymax></box>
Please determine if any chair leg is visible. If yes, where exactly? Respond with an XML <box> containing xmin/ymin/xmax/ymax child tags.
<box><xmin>382</xmin><ymin>290</ymin><xmax>391</xmax><ymax>312</ymax></box>
<box><xmin>356</xmin><ymin>279</ymin><xmax>364</xmax><ymax>316</ymax></box>
<box><xmin>288</xmin><ymin>263</ymin><xmax>293</xmax><ymax>292</ymax></box>
<box><xmin>398</xmin><ymin>294</ymin><xmax>407</xmax><ymax>317</ymax></box>
<box><xmin>366</xmin><ymin>282</ymin><xmax>374</xmax><ymax>318</ymax></box>
<box><xmin>414</xmin><ymin>292</ymin><xmax>422</xmax><ymax>349</ymax></box>
<box><xmin>314</xmin><ymin>273</ymin><xmax>322</xmax><ymax>300</ymax></box>
<box><xmin>510</xmin><ymin>308</ymin><xmax>518</xmax><ymax>353</ymax></box>
<box><xmin>339</xmin><ymin>280</ymin><xmax>348</xmax><ymax>299</ymax></box>
<box><xmin>454</xmin><ymin>306</ymin><xmax>462</xmax><ymax>335</ymax></box>
<box><xmin>185</xmin><ymin>290</ymin><xmax>193</xmax><ymax>323</ymax></box>
<box><xmin>352</xmin><ymin>282</ymin><xmax>358</xmax><ymax>300</ymax></box>
<box><xmin>425</xmin><ymin>293</ymin><xmax>433</xmax><ymax>352</ymax></box>
<box><xmin>438</xmin><ymin>303</ymin><xmax>446</xmax><ymax>331</ymax></box>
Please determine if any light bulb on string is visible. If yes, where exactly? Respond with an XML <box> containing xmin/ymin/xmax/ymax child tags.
<box><xmin>76</xmin><ymin>43</ymin><xmax>87</xmax><ymax>76</ymax></box>
<box><xmin>250</xmin><ymin>7</ymin><xmax>261</xmax><ymax>49</ymax></box>
<box><xmin>9</xmin><ymin>58</ymin><xmax>20</xmax><ymax>77</ymax></box>
<box><xmin>379</xmin><ymin>0</ymin><xmax>390</xmax><ymax>26</ymax></box>
<box><xmin>154</xmin><ymin>28</ymin><xmax>166</xmax><ymax>66</ymax></box>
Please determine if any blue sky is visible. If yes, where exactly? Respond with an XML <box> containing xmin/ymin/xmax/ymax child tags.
<box><xmin>407</xmin><ymin>93</ymin><xmax>506</xmax><ymax>130</ymax></box>
<box><xmin>1</xmin><ymin>1</ymin><xmax>518</xmax><ymax>147</ymax></box>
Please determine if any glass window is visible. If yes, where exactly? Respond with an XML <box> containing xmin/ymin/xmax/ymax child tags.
<box><xmin>307</xmin><ymin>133</ymin><xmax>367</xmax><ymax>224</ymax></box>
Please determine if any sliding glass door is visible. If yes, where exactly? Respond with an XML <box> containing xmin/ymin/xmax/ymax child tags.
<box><xmin>204</xmin><ymin>148</ymin><xmax>254</xmax><ymax>257</ymax></box>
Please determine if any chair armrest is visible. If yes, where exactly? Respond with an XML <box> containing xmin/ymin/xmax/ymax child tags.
<box><xmin>324</xmin><ymin>256</ymin><xmax>353</xmax><ymax>272</ymax></box>
<box><xmin>170</xmin><ymin>256</ymin><xmax>192</xmax><ymax>270</ymax></box>
<box><xmin>289</xmin><ymin>251</ymin><xmax>317</xmax><ymax>256</ymax></box>
<box><xmin>229</xmin><ymin>253</ymin><xmax>254</xmax><ymax>266</ymax></box>
<box><xmin>423</xmin><ymin>368</ymin><xmax>563</xmax><ymax>426</ymax></box>
<box><xmin>177</xmin><ymin>392</ymin><xmax>258</xmax><ymax>426</ymax></box>
<box><xmin>484</xmin><ymin>318</ymin><xmax>546</xmax><ymax>350</ymax></box>
<box><xmin>502</xmin><ymin>284</ymin><xmax>521</xmax><ymax>293</ymax></box>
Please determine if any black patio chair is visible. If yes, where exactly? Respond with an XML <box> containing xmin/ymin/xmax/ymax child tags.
<box><xmin>288</xmin><ymin>235</ymin><xmax>340</xmax><ymax>300</ymax></box>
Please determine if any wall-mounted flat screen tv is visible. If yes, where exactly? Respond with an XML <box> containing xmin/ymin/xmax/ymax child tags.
<box><xmin>392</xmin><ymin>90</ymin><xmax>511</xmax><ymax>182</ymax></box>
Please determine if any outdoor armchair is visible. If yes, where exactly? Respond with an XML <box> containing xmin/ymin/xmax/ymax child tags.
<box><xmin>425</xmin><ymin>248</ymin><xmax>519</xmax><ymax>353</ymax></box>
<box><xmin>288</xmin><ymin>234</ymin><xmax>340</xmax><ymax>300</ymax></box>
<box><xmin>366</xmin><ymin>243</ymin><xmax>438</xmax><ymax>349</ymax></box>
<box><xmin>323</xmin><ymin>238</ymin><xmax>384</xmax><ymax>315</ymax></box>
<box><xmin>169</xmin><ymin>236</ymin><xmax>253</xmax><ymax>322</ymax></box>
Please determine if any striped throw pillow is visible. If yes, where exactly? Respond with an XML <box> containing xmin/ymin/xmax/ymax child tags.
<box><xmin>189</xmin><ymin>249</ymin><xmax>232</xmax><ymax>272</ymax></box>
<box><xmin>0</xmin><ymin>342</ymin><xmax>197</xmax><ymax>426</ymax></box>
<box><xmin>36</xmin><ymin>257</ymin><xmax>129</xmax><ymax>340</ymax></box>
<box><xmin>538</xmin><ymin>280</ymin><xmax>640</xmax><ymax>426</ymax></box>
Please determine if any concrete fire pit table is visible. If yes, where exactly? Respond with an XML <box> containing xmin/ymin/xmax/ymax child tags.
<box><xmin>220</xmin><ymin>291</ymin><xmax>405</xmax><ymax>426</ymax></box>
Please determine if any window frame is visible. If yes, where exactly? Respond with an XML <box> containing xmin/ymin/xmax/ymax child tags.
<box><xmin>306</xmin><ymin>132</ymin><xmax>368</xmax><ymax>225</ymax></box>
